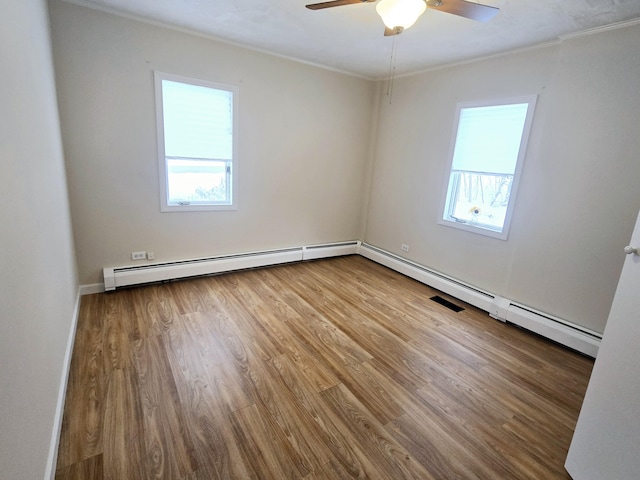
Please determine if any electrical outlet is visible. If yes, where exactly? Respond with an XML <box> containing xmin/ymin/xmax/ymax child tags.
<box><xmin>131</xmin><ymin>251</ymin><xmax>146</xmax><ymax>260</ymax></box>
<box><xmin>401</xmin><ymin>244</ymin><xmax>410</xmax><ymax>252</ymax></box>
<box><xmin>146</xmin><ymin>251</ymin><xmax>155</xmax><ymax>260</ymax></box>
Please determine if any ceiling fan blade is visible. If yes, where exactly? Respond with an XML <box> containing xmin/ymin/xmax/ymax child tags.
<box><xmin>426</xmin><ymin>0</ymin><xmax>498</xmax><ymax>22</ymax></box>
<box><xmin>306</xmin><ymin>0</ymin><xmax>375</xmax><ymax>10</ymax></box>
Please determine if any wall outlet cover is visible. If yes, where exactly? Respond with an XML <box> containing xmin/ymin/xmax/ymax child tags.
<box><xmin>131</xmin><ymin>251</ymin><xmax>146</xmax><ymax>260</ymax></box>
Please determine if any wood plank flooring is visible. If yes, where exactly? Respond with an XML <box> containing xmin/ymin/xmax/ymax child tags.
<box><xmin>55</xmin><ymin>256</ymin><xmax>594</xmax><ymax>479</ymax></box>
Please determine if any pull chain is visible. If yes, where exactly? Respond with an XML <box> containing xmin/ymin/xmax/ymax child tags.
<box><xmin>386</xmin><ymin>34</ymin><xmax>398</xmax><ymax>104</ymax></box>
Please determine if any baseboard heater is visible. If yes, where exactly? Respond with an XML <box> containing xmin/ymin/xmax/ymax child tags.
<box><xmin>103</xmin><ymin>241</ymin><xmax>359</xmax><ymax>291</ymax></box>
<box><xmin>358</xmin><ymin>242</ymin><xmax>601</xmax><ymax>357</ymax></box>
<box><xmin>358</xmin><ymin>243</ymin><xmax>496</xmax><ymax>312</ymax></box>
<box><xmin>101</xmin><ymin>240</ymin><xmax>600</xmax><ymax>357</ymax></box>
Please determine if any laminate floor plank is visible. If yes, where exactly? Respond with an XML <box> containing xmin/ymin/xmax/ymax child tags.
<box><xmin>210</xmin><ymin>274</ymin><xmax>289</xmax><ymax>361</ymax></box>
<box><xmin>296</xmin><ymin>267</ymin><xmax>480</xmax><ymax>397</ymax></box>
<box><xmin>102</xmin><ymin>368</ymin><xmax>146</xmax><ymax>480</ymax></box>
<box><xmin>341</xmin><ymin>360</ymin><xmax>407</xmax><ymax>425</ymax></box>
<box><xmin>321</xmin><ymin>383</ymin><xmax>437</xmax><ymax>480</ymax></box>
<box><xmin>163</xmin><ymin>317</ymin><xmax>253</xmax><ymax>480</ymax></box>
<box><xmin>253</xmin><ymin>301</ymin><xmax>342</xmax><ymax>392</ymax></box>
<box><xmin>500</xmin><ymin>413</ymin><xmax>575</xmax><ymax>475</ymax></box>
<box><xmin>229</xmin><ymin>271</ymin><xmax>341</xmax><ymax>391</ymax></box>
<box><xmin>101</xmin><ymin>292</ymin><xmax>131</xmax><ymax>375</ymax></box>
<box><xmin>55</xmin><ymin>256</ymin><xmax>593</xmax><ymax>479</ymax></box>
<box><xmin>55</xmin><ymin>454</ymin><xmax>104</xmax><ymax>480</ymax></box>
<box><xmin>174</xmin><ymin>386</ymin><xmax>252</xmax><ymax>480</ymax></box>
<box><xmin>414</xmin><ymin>381</ymin><xmax>560</xmax><ymax>480</ymax></box>
<box><xmin>268</xmin><ymin>265</ymin><xmax>429</xmax><ymax>390</ymax></box>
<box><xmin>262</xmin><ymin>267</ymin><xmax>375</xmax><ymax>368</ymax></box>
<box><xmin>266</xmin><ymin>354</ymin><xmax>392</xmax><ymax>480</ymax></box>
<box><xmin>126</xmin><ymin>284</ymin><xmax>180</xmax><ymax>341</ymax></box>
<box><xmin>334</xmin><ymin>259</ymin><xmax>591</xmax><ymax>420</ymax></box>
<box><xmin>387</xmin><ymin>411</ymin><xmax>485</xmax><ymax>480</ymax></box>
<box><xmin>229</xmin><ymin>403</ymin><xmax>302</xmax><ymax>480</ymax></box>
<box><xmin>315</xmin><ymin>260</ymin><xmax>495</xmax><ymax>378</ymax></box>
<box><xmin>299</xmin><ymin>261</ymin><xmax>497</xmax><ymax>390</ymax></box>
<box><xmin>222</xmin><ymin>333</ymin><xmax>335</xmax><ymax>475</ymax></box>
<box><xmin>164</xmin><ymin>312</ymin><xmax>256</xmax><ymax>417</ymax></box>
<box><xmin>132</xmin><ymin>334</ymin><xmax>197</xmax><ymax>479</ymax></box>
<box><xmin>56</xmin><ymin>297</ymin><xmax>106</xmax><ymax>468</ymax></box>
<box><xmin>397</xmin><ymin>391</ymin><xmax>525</xmax><ymax>480</ymax></box>
<box><xmin>240</xmin><ymin>294</ymin><xmax>345</xmax><ymax>394</ymax></box>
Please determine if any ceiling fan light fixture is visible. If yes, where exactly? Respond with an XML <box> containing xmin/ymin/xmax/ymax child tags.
<box><xmin>376</xmin><ymin>0</ymin><xmax>427</xmax><ymax>30</ymax></box>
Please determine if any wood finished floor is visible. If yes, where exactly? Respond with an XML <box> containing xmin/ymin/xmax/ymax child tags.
<box><xmin>55</xmin><ymin>256</ymin><xmax>594</xmax><ymax>480</ymax></box>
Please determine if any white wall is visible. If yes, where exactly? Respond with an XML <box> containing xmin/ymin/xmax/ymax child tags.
<box><xmin>45</xmin><ymin>0</ymin><xmax>640</xmax><ymax>334</ymax></box>
<box><xmin>365</xmin><ymin>24</ymin><xmax>640</xmax><ymax>334</ymax></box>
<box><xmin>48</xmin><ymin>0</ymin><xmax>640</xmax><ymax>334</ymax></box>
<box><xmin>0</xmin><ymin>1</ymin><xmax>79</xmax><ymax>479</ymax></box>
<box><xmin>49</xmin><ymin>0</ymin><xmax>375</xmax><ymax>285</ymax></box>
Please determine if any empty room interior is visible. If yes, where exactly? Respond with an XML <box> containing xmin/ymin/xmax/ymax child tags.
<box><xmin>2</xmin><ymin>0</ymin><xmax>640</xmax><ymax>479</ymax></box>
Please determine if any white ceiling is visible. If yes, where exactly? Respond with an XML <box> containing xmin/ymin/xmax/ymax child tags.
<box><xmin>64</xmin><ymin>0</ymin><xmax>640</xmax><ymax>78</ymax></box>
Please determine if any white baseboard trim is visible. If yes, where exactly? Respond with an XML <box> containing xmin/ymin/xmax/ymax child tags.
<box><xmin>358</xmin><ymin>242</ymin><xmax>601</xmax><ymax>358</ymax></box>
<box><xmin>44</xmin><ymin>288</ymin><xmax>82</xmax><ymax>480</ymax></box>
<box><xmin>79</xmin><ymin>283</ymin><xmax>104</xmax><ymax>295</ymax></box>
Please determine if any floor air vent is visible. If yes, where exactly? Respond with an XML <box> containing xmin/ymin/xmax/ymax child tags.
<box><xmin>430</xmin><ymin>295</ymin><xmax>465</xmax><ymax>312</ymax></box>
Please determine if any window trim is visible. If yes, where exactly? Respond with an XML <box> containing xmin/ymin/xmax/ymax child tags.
<box><xmin>154</xmin><ymin>71</ymin><xmax>239</xmax><ymax>212</ymax></box>
<box><xmin>437</xmin><ymin>95</ymin><xmax>537</xmax><ymax>240</ymax></box>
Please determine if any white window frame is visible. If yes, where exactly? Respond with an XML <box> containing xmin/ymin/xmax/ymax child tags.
<box><xmin>438</xmin><ymin>95</ymin><xmax>537</xmax><ymax>240</ymax></box>
<box><xmin>154</xmin><ymin>71</ymin><xmax>239</xmax><ymax>212</ymax></box>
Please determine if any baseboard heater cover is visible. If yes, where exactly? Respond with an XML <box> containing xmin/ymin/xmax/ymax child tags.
<box><xmin>505</xmin><ymin>303</ymin><xmax>601</xmax><ymax>357</ymax></box>
<box><xmin>103</xmin><ymin>241</ymin><xmax>359</xmax><ymax>291</ymax></box>
<box><xmin>358</xmin><ymin>242</ymin><xmax>495</xmax><ymax>312</ymax></box>
<box><xmin>302</xmin><ymin>241</ymin><xmax>360</xmax><ymax>261</ymax></box>
<box><xmin>358</xmin><ymin>242</ymin><xmax>601</xmax><ymax>358</ymax></box>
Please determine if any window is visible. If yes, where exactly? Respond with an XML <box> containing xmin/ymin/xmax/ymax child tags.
<box><xmin>439</xmin><ymin>96</ymin><xmax>537</xmax><ymax>239</ymax></box>
<box><xmin>155</xmin><ymin>72</ymin><xmax>238</xmax><ymax>212</ymax></box>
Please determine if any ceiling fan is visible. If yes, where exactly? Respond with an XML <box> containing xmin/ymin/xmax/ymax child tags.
<box><xmin>305</xmin><ymin>0</ymin><xmax>499</xmax><ymax>36</ymax></box>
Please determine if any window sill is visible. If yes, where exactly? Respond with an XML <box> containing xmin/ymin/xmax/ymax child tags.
<box><xmin>437</xmin><ymin>217</ymin><xmax>509</xmax><ymax>240</ymax></box>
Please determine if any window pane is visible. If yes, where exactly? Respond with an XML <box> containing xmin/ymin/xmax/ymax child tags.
<box><xmin>447</xmin><ymin>171</ymin><xmax>513</xmax><ymax>232</ymax></box>
<box><xmin>166</xmin><ymin>158</ymin><xmax>230</xmax><ymax>205</ymax></box>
